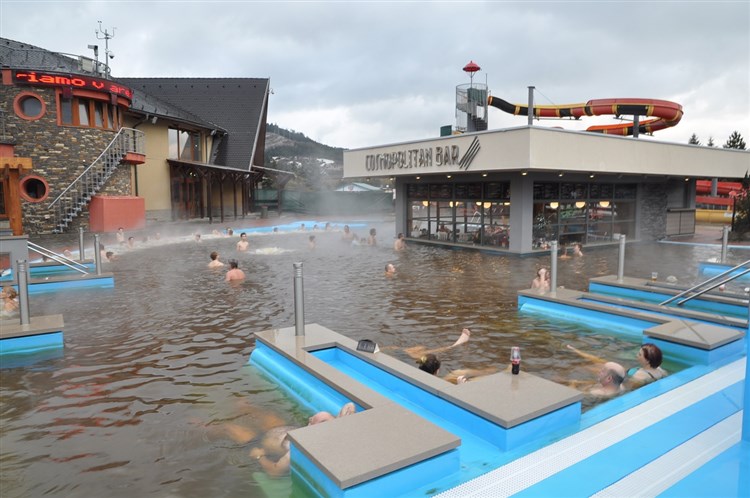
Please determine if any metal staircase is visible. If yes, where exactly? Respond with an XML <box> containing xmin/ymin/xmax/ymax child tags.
<box><xmin>48</xmin><ymin>128</ymin><xmax>144</xmax><ymax>233</ymax></box>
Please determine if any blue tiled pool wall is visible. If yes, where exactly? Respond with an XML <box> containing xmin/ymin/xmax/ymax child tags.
<box><xmin>588</xmin><ymin>281</ymin><xmax>748</xmax><ymax>318</ymax></box>
<box><xmin>518</xmin><ymin>295</ymin><xmax>658</xmax><ymax>338</ymax></box>
<box><xmin>233</xmin><ymin>221</ymin><xmax>368</xmax><ymax>235</ymax></box>
<box><xmin>250</xmin><ymin>340</ymin><xmax>583</xmax><ymax>497</ymax></box>
<box><xmin>518</xmin><ymin>293</ymin><xmax>746</xmax><ymax>366</ymax></box>
<box><xmin>312</xmin><ymin>347</ymin><xmax>581</xmax><ymax>452</ymax></box>
<box><xmin>0</xmin><ymin>347</ymin><xmax>64</xmax><ymax>369</ymax></box>
<box><xmin>0</xmin><ymin>262</ymin><xmax>97</xmax><ymax>282</ymax></box>
<box><xmin>517</xmin><ymin>292</ymin><xmax>747</xmax><ymax>428</ymax></box>
<box><xmin>0</xmin><ymin>331</ymin><xmax>63</xmax><ymax>357</ymax></box>
<box><xmin>291</xmin><ymin>445</ymin><xmax>460</xmax><ymax>498</ymax></box>
<box><xmin>251</xmin><ymin>342</ymin><xmax>464</xmax><ymax>498</ymax></box>
<box><xmin>517</xmin><ymin>381</ymin><xmax>745</xmax><ymax>497</ymax></box>
<box><xmin>698</xmin><ymin>262</ymin><xmax>750</xmax><ymax>282</ymax></box>
<box><xmin>249</xmin><ymin>342</ymin><xmax>359</xmax><ymax>417</ymax></box>
<box><xmin>578</xmin><ymin>296</ymin><xmax>746</xmax><ymax>333</ymax></box>
<box><xmin>4</xmin><ymin>276</ymin><xmax>115</xmax><ymax>295</ymax></box>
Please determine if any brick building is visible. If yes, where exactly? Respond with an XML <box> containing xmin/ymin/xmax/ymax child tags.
<box><xmin>0</xmin><ymin>37</ymin><xmax>269</xmax><ymax>234</ymax></box>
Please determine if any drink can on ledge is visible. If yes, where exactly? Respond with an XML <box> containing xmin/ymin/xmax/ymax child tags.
<box><xmin>511</xmin><ymin>346</ymin><xmax>521</xmax><ymax>375</ymax></box>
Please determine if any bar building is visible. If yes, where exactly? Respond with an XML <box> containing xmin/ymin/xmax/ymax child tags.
<box><xmin>344</xmin><ymin>94</ymin><xmax>748</xmax><ymax>255</ymax></box>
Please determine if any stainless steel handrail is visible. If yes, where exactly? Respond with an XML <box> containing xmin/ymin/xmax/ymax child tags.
<box><xmin>676</xmin><ymin>268</ymin><xmax>750</xmax><ymax>306</ymax></box>
<box><xmin>659</xmin><ymin>259</ymin><xmax>750</xmax><ymax>306</ymax></box>
<box><xmin>27</xmin><ymin>242</ymin><xmax>89</xmax><ymax>275</ymax></box>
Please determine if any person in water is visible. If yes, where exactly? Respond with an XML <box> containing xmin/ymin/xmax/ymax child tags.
<box><xmin>394</xmin><ymin>233</ymin><xmax>407</xmax><ymax>251</ymax></box>
<box><xmin>415</xmin><ymin>352</ymin><xmax>498</xmax><ymax>384</ymax></box>
<box><xmin>402</xmin><ymin>328</ymin><xmax>471</xmax><ymax>360</ymax></box>
<box><xmin>225</xmin><ymin>260</ymin><xmax>246</xmax><ymax>282</ymax></box>
<box><xmin>208</xmin><ymin>251</ymin><xmax>225</xmax><ymax>268</ymax></box>
<box><xmin>244</xmin><ymin>402</ymin><xmax>356</xmax><ymax>477</ymax></box>
<box><xmin>566</xmin><ymin>342</ymin><xmax>664</xmax><ymax>392</ymax></box>
<box><xmin>236</xmin><ymin>233</ymin><xmax>249</xmax><ymax>252</ymax></box>
<box><xmin>531</xmin><ymin>268</ymin><xmax>550</xmax><ymax>293</ymax></box>
<box><xmin>1</xmin><ymin>286</ymin><xmax>19</xmax><ymax>317</ymax></box>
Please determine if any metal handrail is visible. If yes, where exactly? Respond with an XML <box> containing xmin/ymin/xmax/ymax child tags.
<box><xmin>676</xmin><ymin>268</ymin><xmax>750</xmax><ymax>306</ymax></box>
<box><xmin>27</xmin><ymin>242</ymin><xmax>89</xmax><ymax>275</ymax></box>
<box><xmin>48</xmin><ymin>128</ymin><xmax>143</xmax><ymax>208</ymax></box>
<box><xmin>659</xmin><ymin>259</ymin><xmax>750</xmax><ymax>306</ymax></box>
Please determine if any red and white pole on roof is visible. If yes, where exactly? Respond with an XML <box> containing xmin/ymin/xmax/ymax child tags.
<box><xmin>463</xmin><ymin>60</ymin><xmax>481</xmax><ymax>87</ymax></box>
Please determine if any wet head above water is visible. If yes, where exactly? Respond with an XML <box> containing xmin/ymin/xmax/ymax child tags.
<box><xmin>0</xmin><ymin>221</ymin><xmax>733</xmax><ymax>497</ymax></box>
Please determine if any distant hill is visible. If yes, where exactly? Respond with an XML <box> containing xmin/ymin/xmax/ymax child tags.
<box><xmin>264</xmin><ymin>123</ymin><xmax>345</xmax><ymax>190</ymax></box>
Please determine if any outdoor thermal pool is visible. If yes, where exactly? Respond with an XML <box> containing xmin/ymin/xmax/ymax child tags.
<box><xmin>0</xmin><ymin>220</ymin><xmax>741</xmax><ymax>497</ymax></box>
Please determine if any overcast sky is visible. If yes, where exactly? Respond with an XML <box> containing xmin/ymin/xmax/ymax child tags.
<box><xmin>2</xmin><ymin>1</ymin><xmax>748</xmax><ymax>150</ymax></box>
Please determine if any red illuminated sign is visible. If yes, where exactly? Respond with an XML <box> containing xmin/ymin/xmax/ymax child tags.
<box><xmin>12</xmin><ymin>70</ymin><xmax>133</xmax><ymax>102</ymax></box>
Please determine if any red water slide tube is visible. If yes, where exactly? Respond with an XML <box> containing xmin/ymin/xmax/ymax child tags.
<box><xmin>487</xmin><ymin>96</ymin><xmax>683</xmax><ymax>136</ymax></box>
<box><xmin>695</xmin><ymin>180</ymin><xmax>743</xmax><ymax>196</ymax></box>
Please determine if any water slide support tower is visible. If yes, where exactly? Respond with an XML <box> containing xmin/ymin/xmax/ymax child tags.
<box><xmin>454</xmin><ymin>61</ymin><xmax>488</xmax><ymax>134</ymax></box>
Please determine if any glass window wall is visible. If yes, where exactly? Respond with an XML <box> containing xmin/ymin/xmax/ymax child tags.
<box><xmin>406</xmin><ymin>181</ymin><xmax>511</xmax><ymax>248</ymax></box>
<box><xmin>533</xmin><ymin>182</ymin><xmax>636</xmax><ymax>250</ymax></box>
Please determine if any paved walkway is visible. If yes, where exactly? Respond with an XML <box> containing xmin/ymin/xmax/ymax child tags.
<box><xmin>664</xmin><ymin>223</ymin><xmax>750</xmax><ymax>248</ymax></box>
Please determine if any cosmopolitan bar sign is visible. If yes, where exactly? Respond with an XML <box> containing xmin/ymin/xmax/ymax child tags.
<box><xmin>13</xmin><ymin>70</ymin><xmax>133</xmax><ymax>102</ymax></box>
<box><xmin>365</xmin><ymin>137</ymin><xmax>480</xmax><ymax>172</ymax></box>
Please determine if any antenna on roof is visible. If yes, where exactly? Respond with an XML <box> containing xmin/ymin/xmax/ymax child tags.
<box><xmin>95</xmin><ymin>21</ymin><xmax>116</xmax><ymax>78</ymax></box>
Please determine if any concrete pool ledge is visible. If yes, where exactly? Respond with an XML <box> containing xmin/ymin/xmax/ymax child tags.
<box><xmin>589</xmin><ymin>275</ymin><xmax>748</xmax><ymax>311</ymax></box>
<box><xmin>255</xmin><ymin>324</ymin><xmax>583</xmax><ymax>427</ymax></box>
<box><xmin>0</xmin><ymin>313</ymin><xmax>64</xmax><ymax>356</ymax></box>
<box><xmin>252</xmin><ymin>324</ymin><xmax>584</xmax><ymax>493</ymax></box>
<box><xmin>518</xmin><ymin>288</ymin><xmax>745</xmax><ymax>363</ymax></box>
<box><xmin>287</xmin><ymin>402</ymin><xmax>460</xmax><ymax>489</ymax></box>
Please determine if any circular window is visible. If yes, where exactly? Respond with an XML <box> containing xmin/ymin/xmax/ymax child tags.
<box><xmin>13</xmin><ymin>92</ymin><xmax>46</xmax><ymax>121</ymax></box>
<box><xmin>19</xmin><ymin>175</ymin><xmax>50</xmax><ymax>203</ymax></box>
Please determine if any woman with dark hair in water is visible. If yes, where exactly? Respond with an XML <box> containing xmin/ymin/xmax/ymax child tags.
<box><xmin>566</xmin><ymin>342</ymin><xmax>667</xmax><ymax>389</ymax></box>
<box><xmin>629</xmin><ymin>343</ymin><xmax>667</xmax><ymax>386</ymax></box>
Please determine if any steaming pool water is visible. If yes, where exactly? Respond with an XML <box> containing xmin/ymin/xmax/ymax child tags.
<box><xmin>0</xmin><ymin>219</ymin><xmax>737</xmax><ymax>497</ymax></box>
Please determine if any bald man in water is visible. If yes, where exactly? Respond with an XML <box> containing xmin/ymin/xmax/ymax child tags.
<box><xmin>589</xmin><ymin>362</ymin><xmax>626</xmax><ymax>397</ymax></box>
<box><xmin>248</xmin><ymin>402</ymin><xmax>356</xmax><ymax>477</ymax></box>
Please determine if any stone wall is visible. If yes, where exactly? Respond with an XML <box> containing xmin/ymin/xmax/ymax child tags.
<box><xmin>1</xmin><ymin>85</ymin><xmax>132</xmax><ymax>234</ymax></box>
<box><xmin>639</xmin><ymin>182</ymin><xmax>668</xmax><ymax>240</ymax></box>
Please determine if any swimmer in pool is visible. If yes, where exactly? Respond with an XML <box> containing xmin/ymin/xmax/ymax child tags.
<box><xmin>394</xmin><ymin>233</ymin><xmax>406</xmax><ymax>251</ymax></box>
<box><xmin>308</xmin><ymin>235</ymin><xmax>316</xmax><ymax>250</ymax></box>
<box><xmin>531</xmin><ymin>268</ymin><xmax>550</xmax><ymax>293</ymax></box>
<box><xmin>1</xmin><ymin>286</ymin><xmax>19</xmax><ymax>317</ymax></box>
<box><xmin>401</xmin><ymin>328</ymin><xmax>471</xmax><ymax>361</ymax></box>
<box><xmin>208</xmin><ymin>251</ymin><xmax>225</xmax><ymax>268</ymax></box>
<box><xmin>385</xmin><ymin>263</ymin><xmax>396</xmax><ymax>276</ymax></box>
<box><xmin>341</xmin><ymin>225</ymin><xmax>354</xmax><ymax>242</ymax></box>
<box><xmin>566</xmin><ymin>343</ymin><xmax>666</xmax><ymax>389</ymax></box>
<box><xmin>225</xmin><ymin>260</ymin><xmax>246</xmax><ymax>282</ymax></box>
<box><xmin>236</xmin><ymin>233</ymin><xmax>249</xmax><ymax>252</ymax></box>
<box><xmin>415</xmin><ymin>353</ymin><xmax>498</xmax><ymax>384</ymax></box>
<box><xmin>246</xmin><ymin>402</ymin><xmax>356</xmax><ymax>477</ymax></box>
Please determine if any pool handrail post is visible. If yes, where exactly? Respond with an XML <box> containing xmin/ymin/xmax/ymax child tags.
<box><xmin>721</xmin><ymin>225</ymin><xmax>729</xmax><ymax>263</ymax></box>
<box><xmin>93</xmin><ymin>234</ymin><xmax>102</xmax><ymax>276</ymax></box>
<box><xmin>293</xmin><ymin>262</ymin><xmax>305</xmax><ymax>336</ymax></box>
<box><xmin>617</xmin><ymin>234</ymin><xmax>626</xmax><ymax>282</ymax></box>
<box><xmin>16</xmin><ymin>259</ymin><xmax>30</xmax><ymax>325</ymax></box>
<box><xmin>550</xmin><ymin>240</ymin><xmax>558</xmax><ymax>295</ymax></box>
<box><xmin>78</xmin><ymin>227</ymin><xmax>86</xmax><ymax>262</ymax></box>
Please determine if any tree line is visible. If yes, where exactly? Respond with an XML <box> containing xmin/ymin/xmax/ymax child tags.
<box><xmin>688</xmin><ymin>130</ymin><xmax>746</xmax><ymax>149</ymax></box>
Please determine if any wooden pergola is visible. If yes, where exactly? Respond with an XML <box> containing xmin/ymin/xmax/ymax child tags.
<box><xmin>167</xmin><ymin>159</ymin><xmax>264</xmax><ymax>224</ymax></box>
